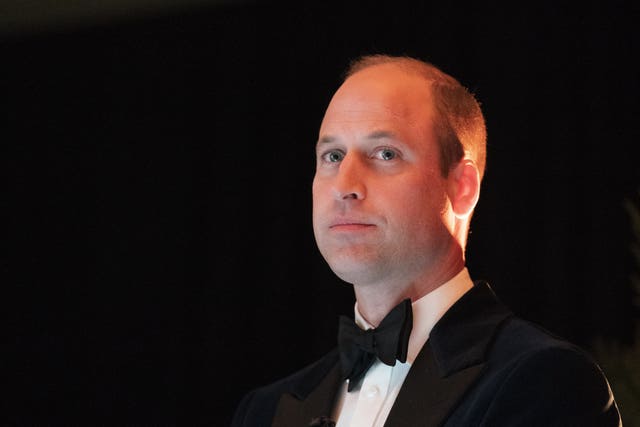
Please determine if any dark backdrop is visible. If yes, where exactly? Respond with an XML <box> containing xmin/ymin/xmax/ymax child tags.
<box><xmin>5</xmin><ymin>2</ymin><xmax>640</xmax><ymax>425</ymax></box>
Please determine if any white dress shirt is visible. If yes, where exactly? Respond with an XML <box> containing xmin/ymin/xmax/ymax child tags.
<box><xmin>332</xmin><ymin>267</ymin><xmax>474</xmax><ymax>427</ymax></box>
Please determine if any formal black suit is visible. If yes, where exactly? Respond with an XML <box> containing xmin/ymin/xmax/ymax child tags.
<box><xmin>231</xmin><ymin>282</ymin><xmax>621</xmax><ymax>426</ymax></box>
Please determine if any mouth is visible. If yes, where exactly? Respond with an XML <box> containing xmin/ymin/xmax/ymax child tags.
<box><xmin>329</xmin><ymin>221</ymin><xmax>376</xmax><ymax>231</ymax></box>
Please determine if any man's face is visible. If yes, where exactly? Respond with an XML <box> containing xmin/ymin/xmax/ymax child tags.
<box><xmin>312</xmin><ymin>64</ymin><xmax>459</xmax><ymax>287</ymax></box>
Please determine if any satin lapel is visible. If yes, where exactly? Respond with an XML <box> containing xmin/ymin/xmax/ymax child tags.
<box><xmin>272</xmin><ymin>363</ymin><xmax>343</xmax><ymax>427</ymax></box>
<box><xmin>385</xmin><ymin>282</ymin><xmax>512</xmax><ymax>427</ymax></box>
<box><xmin>384</xmin><ymin>343</ymin><xmax>485</xmax><ymax>427</ymax></box>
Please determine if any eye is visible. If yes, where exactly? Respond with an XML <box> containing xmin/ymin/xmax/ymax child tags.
<box><xmin>375</xmin><ymin>147</ymin><xmax>398</xmax><ymax>161</ymax></box>
<box><xmin>321</xmin><ymin>150</ymin><xmax>344</xmax><ymax>163</ymax></box>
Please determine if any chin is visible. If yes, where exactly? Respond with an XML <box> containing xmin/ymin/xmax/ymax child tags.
<box><xmin>328</xmin><ymin>258</ymin><xmax>384</xmax><ymax>286</ymax></box>
<box><xmin>319</xmin><ymin>242</ymin><xmax>384</xmax><ymax>276</ymax></box>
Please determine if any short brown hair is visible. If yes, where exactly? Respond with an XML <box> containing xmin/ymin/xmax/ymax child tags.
<box><xmin>345</xmin><ymin>54</ymin><xmax>487</xmax><ymax>180</ymax></box>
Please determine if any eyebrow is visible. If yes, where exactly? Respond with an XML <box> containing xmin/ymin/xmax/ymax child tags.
<box><xmin>317</xmin><ymin>135</ymin><xmax>337</xmax><ymax>145</ymax></box>
<box><xmin>365</xmin><ymin>130</ymin><xmax>399</xmax><ymax>141</ymax></box>
<box><xmin>317</xmin><ymin>130</ymin><xmax>399</xmax><ymax>145</ymax></box>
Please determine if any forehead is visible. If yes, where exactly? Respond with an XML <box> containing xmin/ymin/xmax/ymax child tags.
<box><xmin>319</xmin><ymin>64</ymin><xmax>435</xmax><ymax>138</ymax></box>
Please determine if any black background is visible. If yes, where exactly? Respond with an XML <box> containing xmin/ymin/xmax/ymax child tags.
<box><xmin>4</xmin><ymin>1</ymin><xmax>640</xmax><ymax>425</ymax></box>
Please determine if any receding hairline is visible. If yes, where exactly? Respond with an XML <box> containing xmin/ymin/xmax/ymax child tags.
<box><xmin>344</xmin><ymin>54</ymin><xmax>462</xmax><ymax>88</ymax></box>
<box><xmin>342</xmin><ymin>53</ymin><xmax>488</xmax><ymax>181</ymax></box>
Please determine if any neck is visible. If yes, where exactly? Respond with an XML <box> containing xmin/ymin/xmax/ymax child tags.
<box><xmin>353</xmin><ymin>256</ymin><xmax>465</xmax><ymax>327</ymax></box>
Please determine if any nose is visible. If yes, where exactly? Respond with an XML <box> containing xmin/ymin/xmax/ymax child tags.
<box><xmin>332</xmin><ymin>153</ymin><xmax>366</xmax><ymax>201</ymax></box>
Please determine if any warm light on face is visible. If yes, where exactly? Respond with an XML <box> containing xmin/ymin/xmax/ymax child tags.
<box><xmin>312</xmin><ymin>64</ymin><xmax>462</xmax><ymax>288</ymax></box>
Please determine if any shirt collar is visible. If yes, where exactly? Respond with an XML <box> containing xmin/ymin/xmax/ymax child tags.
<box><xmin>353</xmin><ymin>267</ymin><xmax>474</xmax><ymax>364</ymax></box>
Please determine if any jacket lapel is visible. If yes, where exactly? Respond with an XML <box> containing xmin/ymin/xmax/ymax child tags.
<box><xmin>385</xmin><ymin>281</ymin><xmax>513</xmax><ymax>427</ymax></box>
<box><xmin>385</xmin><ymin>343</ymin><xmax>485</xmax><ymax>426</ymax></box>
<box><xmin>272</xmin><ymin>352</ymin><xmax>343</xmax><ymax>427</ymax></box>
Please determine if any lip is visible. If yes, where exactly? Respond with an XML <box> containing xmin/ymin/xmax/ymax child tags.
<box><xmin>329</xmin><ymin>223</ymin><xmax>376</xmax><ymax>233</ymax></box>
<box><xmin>329</xmin><ymin>219</ymin><xmax>376</xmax><ymax>231</ymax></box>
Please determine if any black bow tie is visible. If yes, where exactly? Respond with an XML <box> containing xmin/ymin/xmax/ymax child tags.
<box><xmin>337</xmin><ymin>298</ymin><xmax>413</xmax><ymax>391</ymax></box>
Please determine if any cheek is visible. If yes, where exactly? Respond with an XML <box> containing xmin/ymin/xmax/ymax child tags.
<box><xmin>385</xmin><ymin>177</ymin><xmax>449</xmax><ymax>230</ymax></box>
<box><xmin>311</xmin><ymin>175</ymin><xmax>322</xmax><ymax>201</ymax></box>
<box><xmin>391</xmin><ymin>173</ymin><xmax>447</xmax><ymax>209</ymax></box>
<box><xmin>311</xmin><ymin>181</ymin><xmax>324</xmax><ymax>209</ymax></box>
<box><xmin>311</xmin><ymin>178</ymin><xmax>327</xmax><ymax>226</ymax></box>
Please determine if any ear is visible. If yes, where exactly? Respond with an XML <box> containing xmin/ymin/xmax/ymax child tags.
<box><xmin>447</xmin><ymin>159</ymin><xmax>480</xmax><ymax>219</ymax></box>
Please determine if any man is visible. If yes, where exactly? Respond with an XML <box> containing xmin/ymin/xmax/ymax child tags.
<box><xmin>231</xmin><ymin>55</ymin><xmax>621</xmax><ymax>426</ymax></box>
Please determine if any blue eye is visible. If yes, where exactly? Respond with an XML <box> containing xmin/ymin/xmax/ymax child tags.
<box><xmin>377</xmin><ymin>148</ymin><xmax>397</xmax><ymax>160</ymax></box>
<box><xmin>323</xmin><ymin>150</ymin><xmax>344</xmax><ymax>163</ymax></box>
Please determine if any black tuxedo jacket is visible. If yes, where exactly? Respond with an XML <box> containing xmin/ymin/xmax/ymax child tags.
<box><xmin>231</xmin><ymin>282</ymin><xmax>621</xmax><ymax>426</ymax></box>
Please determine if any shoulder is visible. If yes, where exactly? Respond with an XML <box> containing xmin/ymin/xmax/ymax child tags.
<box><xmin>491</xmin><ymin>316</ymin><xmax>587</xmax><ymax>359</ymax></box>
<box><xmin>230</xmin><ymin>349</ymin><xmax>340</xmax><ymax>427</ymax></box>
<box><xmin>478</xmin><ymin>317</ymin><xmax>620</xmax><ymax>426</ymax></box>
